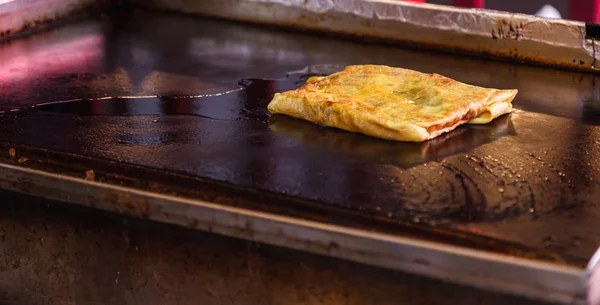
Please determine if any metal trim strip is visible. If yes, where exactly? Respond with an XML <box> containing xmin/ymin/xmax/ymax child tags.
<box><xmin>134</xmin><ymin>0</ymin><xmax>600</xmax><ymax>73</ymax></box>
<box><xmin>0</xmin><ymin>162</ymin><xmax>587</xmax><ymax>304</ymax></box>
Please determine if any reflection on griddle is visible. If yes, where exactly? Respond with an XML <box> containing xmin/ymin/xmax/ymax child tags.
<box><xmin>269</xmin><ymin>114</ymin><xmax>516</xmax><ymax>168</ymax></box>
<box><xmin>29</xmin><ymin>71</ymin><xmax>323</xmax><ymax>121</ymax></box>
<box><xmin>34</xmin><ymin>95</ymin><xmax>242</xmax><ymax>121</ymax></box>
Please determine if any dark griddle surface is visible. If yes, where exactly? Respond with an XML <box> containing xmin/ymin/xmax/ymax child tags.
<box><xmin>1</xmin><ymin>10</ymin><xmax>600</xmax><ymax>267</ymax></box>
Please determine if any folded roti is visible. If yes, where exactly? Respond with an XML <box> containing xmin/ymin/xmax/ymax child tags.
<box><xmin>267</xmin><ymin>65</ymin><xmax>517</xmax><ymax>142</ymax></box>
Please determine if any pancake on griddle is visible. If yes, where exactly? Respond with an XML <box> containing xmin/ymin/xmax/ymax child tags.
<box><xmin>267</xmin><ymin>65</ymin><xmax>517</xmax><ymax>142</ymax></box>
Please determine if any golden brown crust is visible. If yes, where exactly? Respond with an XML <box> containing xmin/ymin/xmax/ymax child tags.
<box><xmin>267</xmin><ymin>65</ymin><xmax>517</xmax><ymax>142</ymax></box>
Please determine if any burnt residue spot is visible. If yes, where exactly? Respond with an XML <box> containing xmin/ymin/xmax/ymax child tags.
<box><xmin>85</xmin><ymin>170</ymin><xmax>95</xmax><ymax>181</ymax></box>
<box><xmin>573</xmin><ymin>59</ymin><xmax>577</xmax><ymax>63</ymax></box>
<box><xmin>0</xmin><ymin>29</ymin><xmax>10</xmax><ymax>38</ymax></box>
<box><xmin>104</xmin><ymin>192</ymin><xmax>152</xmax><ymax>219</ymax></box>
<box><xmin>581</xmin><ymin>60</ymin><xmax>586</xmax><ymax>65</ymax></box>
<box><xmin>327</xmin><ymin>241</ymin><xmax>341</xmax><ymax>252</ymax></box>
<box><xmin>10</xmin><ymin>260</ymin><xmax>20</xmax><ymax>269</ymax></box>
<box><xmin>137</xmin><ymin>200</ymin><xmax>151</xmax><ymax>219</ymax></box>
<box><xmin>21</xmin><ymin>23</ymin><xmax>31</xmax><ymax>32</ymax></box>
<box><xmin>494</xmin><ymin>19</ymin><xmax>524</xmax><ymax>41</ymax></box>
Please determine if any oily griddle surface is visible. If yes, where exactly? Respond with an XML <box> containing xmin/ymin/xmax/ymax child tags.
<box><xmin>1</xmin><ymin>10</ymin><xmax>600</xmax><ymax>266</ymax></box>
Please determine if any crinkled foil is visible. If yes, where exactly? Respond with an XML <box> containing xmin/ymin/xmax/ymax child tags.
<box><xmin>138</xmin><ymin>0</ymin><xmax>600</xmax><ymax>73</ymax></box>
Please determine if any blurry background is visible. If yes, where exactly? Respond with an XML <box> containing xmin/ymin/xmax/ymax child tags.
<box><xmin>412</xmin><ymin>0</ymin><xmax>600</xmax><ymax>21</ymax></box>
<box><xmin>430</xmin><ymin>0</ymin><xmax>567</xmax><ymax>16</ymax></box>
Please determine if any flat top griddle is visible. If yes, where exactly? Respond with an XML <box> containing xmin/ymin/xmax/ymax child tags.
<box><xmin>1</xmin><ymin>10</ymin><xmax>600</xmax><ymax>272</ymax></box>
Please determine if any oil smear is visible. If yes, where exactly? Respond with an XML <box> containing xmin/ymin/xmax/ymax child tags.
<box><xmin>0</xmin><ymin>72</ymin><xmax>315</xmax><ymax>120</ymax></box>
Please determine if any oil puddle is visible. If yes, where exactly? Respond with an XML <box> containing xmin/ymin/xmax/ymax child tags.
<box><xmin>0</xmin><ymin>69</ymin><xmax>319</xmax><ymax>121</ymax></box>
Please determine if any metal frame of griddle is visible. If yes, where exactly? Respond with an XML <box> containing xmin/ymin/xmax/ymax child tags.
<box><xmin>134</xmin><ymin>0</ymin><xmax>600</xmax><ymax>74</ymax></box>
<box><xmin>0</xmin><ymin>161</ymin><xmax>592</xmax><ymax>305</ymax></box>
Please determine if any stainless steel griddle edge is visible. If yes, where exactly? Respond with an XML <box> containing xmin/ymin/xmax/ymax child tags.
<box><xmin>0</xmin><ymin>162</ymin><xmax>590</xmax><ymax>304</ymax></box>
